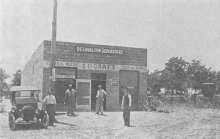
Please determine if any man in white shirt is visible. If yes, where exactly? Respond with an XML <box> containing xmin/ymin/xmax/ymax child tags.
<box><xmin>121</xmin><ymin>86</ymin><xmax>132</xmax><ymax>126</ymax></box>
<box><xmin>96</xmin><ymin>84</ymin><xmax>107</xmax><ymax>115</ymax></box>
<box><xmin>43</xmin><ymin>90</ymin><xmax>56</xmax><ymax>126</ymax></box>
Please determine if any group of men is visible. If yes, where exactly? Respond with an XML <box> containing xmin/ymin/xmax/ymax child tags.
<box><xmin>42</xmin><ymin>83</ymin><xmax>77</xmax><ymax>126</ymax></box>
<box><xmin>42</xmin><ymin>84</ymin><xmax>132</xmax><ymax>127</ymax></box>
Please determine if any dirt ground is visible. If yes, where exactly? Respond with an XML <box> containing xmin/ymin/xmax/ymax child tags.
<box><xmin>1</xmin><ymin>99</ymin><xmax>220</xmax><ymax>139</ymax></box>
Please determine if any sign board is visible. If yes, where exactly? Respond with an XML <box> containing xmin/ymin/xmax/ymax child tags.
<box><xmin>55</xmin><ymin>74</ymin><xmax>75</xmax><ymax>79</ymax></box>
<box><xmin>45</xmin><ymin>61</ymin><xmax>147</xmax><ymax>73</ymax></box>
<box><xmin>52</xmin><ymin>67</ymin><xmax>76</xmax><ymax>80</ymax></box>
<box><xmin>52</xmin><ymin>68</ymin><xmax>56</xmax><ymax>81</ymax></box>
<box><xmin>76</xmin><ymin>46</ymin><xmax>124</xmax><ymax>55</ymax></box>
<box><xmin>55</xmin><ymin>61</ymin><xmax>115</xmax><ymax>71</ymax></box>
<box><xmin>109</xmin><ymin>79</ymin><xmax>118</xmax><ymax>87</ymax></box>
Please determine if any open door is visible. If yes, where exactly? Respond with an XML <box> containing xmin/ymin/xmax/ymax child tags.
<box><xmin>76</xmin><ymin>79</ymin><xmax>91</xmax><ymax>111</ymax></box>
<box><xmin>91</xmin><ymin>73</ymin><xmax>106</xmax><ymax>111</ymax></box>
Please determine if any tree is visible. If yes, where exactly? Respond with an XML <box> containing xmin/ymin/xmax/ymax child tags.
<box><xmin>0</xmin><ymin>68</ymin><xmax>10</xmax><ymax>92</ymax></box>
<box><xmin>11</xmin><ymin>69</ymin><xmax>22</xmax><ymax>86</ymax></box>
<box><xmin>146</xmin><ymin>57</ymin><xmax>220</xmax><ymax>95</ymax></box>
<box><xmin>147</xmin><ymin>70</ymin><xmax>162</xmax><ymax>95</ymax></box>
<box><xmin>164</xmin><ymin>57</ymin><xmax>189</xmax><ymax>92</ymax></box>
<box><xmin>160</xmin><ymin>70</ymin><xmax>175</xmax><ymax>91</ymax></box>
<box><xmin>186</xmin><ymin>60</ymin><xmax>212</xmax><ymax>89</ymax></box>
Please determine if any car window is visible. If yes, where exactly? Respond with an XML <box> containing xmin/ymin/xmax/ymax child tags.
<box><xmin>14</xmin><ymin>90</ymin><xmax>40</xmax><ymax>99</ymax></box>
<box><xmin>15</xmin><ymin>91</ymin><xmax>20</xmax><ymax>97</ymax></box>
<box><xmin>15</xmin><ymin>91</ymin><xmax>31</xmax><ymax>97</ymax></box>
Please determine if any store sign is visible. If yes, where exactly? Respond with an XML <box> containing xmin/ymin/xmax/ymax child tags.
<box><xmin>51</xmin><ymin>61</ymin><xmax>147</xmax><ymax>72</ymax></box>
<box><xmin>109</xmin><ymin>79</ymin><xmax>118</xmax><ymax>87</ymax></box>
<box><xmin>52</xmin><ymin>67</ymin><xmax>76</xmax><ymax>81</ymax></box>
<box><xmin>52</xmin><ymin>68</ymin><xmax>55</xmax><ymax>81</ymax></box>
<box><xmin>55</xmin><ymin>61</ymin><xmax>115</xmax><ymax>71</ymax></box>
<box><xmin>55</xmin><ymin>61</ymin><xmax>78</xmax><ymax>67</ymax></box>
<box><xmin>82</xmin><ymin>63</ymin><xmax>115</xmax><ymax>71</ymax></box>
<box><xmin>55</xmin><ymin>74</ymin><xmax>75</xmax><ymax>79</ymax></box>
<box><xmin>76</xmin><ymin>46</ymin><xmax>124</xmax><ymax>55</ymax></box>
<box><xmin>121</xmin><ymin>65</ymin><xmax>146</xmax><ymax>71</ymax></box>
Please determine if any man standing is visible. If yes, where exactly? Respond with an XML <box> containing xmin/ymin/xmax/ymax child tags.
<box><xmin>96</xmin><ymin>84</ymin><xmax>107</xmax><ymax>115</ymax></box>
<box><xmin>64</xmin><ymin>84</ymin><xmax>77</xmax><ymax>116</ymax></box>
<box><xmin>42</xmin><ymin>90</ymin><xmax>56</xmax><ymax>126</ymax></box>
<box><xmin>121</xmin><ymin>86</ymin><xmax>132</xmax><ymax>126</ymax></box>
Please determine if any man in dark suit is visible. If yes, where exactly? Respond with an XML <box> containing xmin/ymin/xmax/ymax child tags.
<box><xmin>121</xmin><ymin>86</ymin><xmax>132</xmax><ymax>126</ymax></box>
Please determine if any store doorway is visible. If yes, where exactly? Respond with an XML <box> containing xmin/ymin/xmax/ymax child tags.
<box><xmin>91</xmin><ymin>73</ymin><xmax>106</xmax><ymax>111</ymax></box>
<box><xmin>54</xmin><ymin>79</ymin><xmax>76</xmax><ymax>104</ymax></box>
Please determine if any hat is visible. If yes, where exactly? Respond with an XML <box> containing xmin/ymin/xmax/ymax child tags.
<box><xmin>98</xmin><ymin>84</ymin><xmax>102</xmax><ymax>88</ymax></box>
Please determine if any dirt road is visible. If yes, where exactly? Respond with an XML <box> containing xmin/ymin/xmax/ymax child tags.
<box><xmin>0</xmin><ymin>102</ymin><xmax>220</xmax><ymax>139</ymax></box>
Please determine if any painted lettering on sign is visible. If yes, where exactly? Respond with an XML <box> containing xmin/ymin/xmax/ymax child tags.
<box><xmin>55</xmin><ymin>74</ymin><xmax>75</xmax><ymax>79</ymax></box>
<box><xmin>76</xmin><ymin>46</ymin><xmax>124</xmax><ymax>55</ymax></box>
<box><xmin>52</xmin><ymin>67</ymin><xmax>76</xmax><ymax>81</ymax></box>
<box><xmin>82</xmin><ymin>63</ymin><xmax>115</xmax><ymax>71</ymax></box>
<box><xmin>55</xmin><ymin>61</ymin><xmax>78</xmax><ymax>67</ymax></box>
<box><xmin>51</xmin><ymin>61</ymin><xmax>147</xmax><ymax>72</ymax></box>
<box><xmin>52</xmin><ymin>68</ymin><xmax>55</xmax><ymax>81</ymax></box>
<box><xmin>120</xmin><ymin>65</ymin><xmax>146</xmax><ymax>71</ymax></box>
<box><xmin>109</xmin><ymin>79</ymin><xmax>118</xmax><ymax>87</ymax></box>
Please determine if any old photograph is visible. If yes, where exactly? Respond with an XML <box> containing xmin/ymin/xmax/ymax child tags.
<box><xmin>0</xmin><ymin>0</ymin><xmax>220</xmax><ymax>138</ymax></box>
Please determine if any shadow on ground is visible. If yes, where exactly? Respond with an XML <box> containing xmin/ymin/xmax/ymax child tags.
<box><xmin>67</xmin><ymin>114</ymin><xmax>79</xmax><ymax>117</ymax></box>
<box><xmin>56</xmin><ymin>121</ymin><xmax>76</xmax><ymax>127</ymax></box>
<box><xmin>15</xmin><ymin>124</ymin><xmax>47</xmax><ymax>131</ymax></box>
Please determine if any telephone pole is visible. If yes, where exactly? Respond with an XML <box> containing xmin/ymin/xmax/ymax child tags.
<box><xmin>50</xmin><ymin>0</ymin><xmax>57</xmax><ymax>94</ymax></box>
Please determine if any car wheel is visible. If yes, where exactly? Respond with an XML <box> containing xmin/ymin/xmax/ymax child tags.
<box><xmin>9</xmin><ymin>114</ymin><xmax>16</xmax><ymax>131</ymax></box>
<box><xmin>41</xmin><ymin>113</ymin><xmax>49</xmax><ymax>128</ymax></box>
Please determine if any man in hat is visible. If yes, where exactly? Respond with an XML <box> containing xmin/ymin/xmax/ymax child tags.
<box><xmin>96</xmin><ymin>84</ymin><xmax>107</xmax><ymax>115</ymax></box>
<box><xmin>42</xmin><ymin>90</ymin><xmax>56</xmax><ymax>126</ymax></box>
<box><xmin>64</xmin><ymin>84</ymin><xmax>77</xmax><ymax>115</ymax></box>
<box><xmin>121</xmin><ymin>86</ymin><xmax>132</xmax><ymax>126</ymax></box>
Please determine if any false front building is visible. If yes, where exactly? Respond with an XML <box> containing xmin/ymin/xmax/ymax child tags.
<box><xmin>21</xmin><ymin>40</ymin><xmax>147</xmax><ymax>111</ymax></box>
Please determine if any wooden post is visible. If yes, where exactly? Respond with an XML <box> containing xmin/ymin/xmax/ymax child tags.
<box><xmin>50</xmin><ymin>0</ymin><xmax>57</xmax><ymax>95</ymax></box>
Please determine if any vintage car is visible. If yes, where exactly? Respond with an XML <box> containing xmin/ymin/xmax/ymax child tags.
<box><xmin>196</xmin><ymin>83</ymin><xmax>220</xmax><ymax>107</ymax></box>
<box><xmin>9</xmin><ymin>86</ymin><xmax>49</xmax><ymax>130</ymax></box>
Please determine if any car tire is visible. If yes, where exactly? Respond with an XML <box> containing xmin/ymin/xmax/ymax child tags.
<box><xmin>9</xmin><ymin>114</ymin><xmax>16</xmax><ymax>131</ymax></box>
<box><xmin>41</xmin><ymin>113</ymin><xmax>49</xmax><ymax>129</ymax></box>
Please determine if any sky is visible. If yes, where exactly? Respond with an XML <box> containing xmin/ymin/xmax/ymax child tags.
<box><xmin>1</xmin><ymin>0</ymin><xmax>220</xmax><ymax>79</ymax></box>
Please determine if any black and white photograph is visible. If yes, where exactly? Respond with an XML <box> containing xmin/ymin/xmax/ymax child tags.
<box><xmin>0</xmin><ymin>0</ymin><xmax>220</xmax><ymax>138</ymax></box>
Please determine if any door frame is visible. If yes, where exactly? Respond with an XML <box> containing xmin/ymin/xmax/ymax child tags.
<box><xmin>91</xmin><ymin>73</ymin><xmax>107</xmax><ymax>111</ymax></box>
<box><xmin>76</xmin><ymin>79</ymin><xmax>91</xmax><ymax>111</ymax></box>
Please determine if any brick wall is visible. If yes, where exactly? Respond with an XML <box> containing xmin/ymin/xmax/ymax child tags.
<box><xmin>106</xmin><ymin>72</ymin><xmax>120</xmax><ymax>111</ymax></box>
<box><xmin>43</xmin><ymin>40</ymin><xmax>147</xmax><ymax>67</ymax></box>
<box><xmin>42</xmin><ymin>68</ymin><xmax>51</xmax><ymax>98</ymax></box>
<box><xmin>138</xmin><ymin>72</ymin><xmax>148</xmax><ymax>110</ymax></box>
<box><xmin>21</xmin><ymin>42</ymin><xmax>44</xmax><ymax>99</ymax></box>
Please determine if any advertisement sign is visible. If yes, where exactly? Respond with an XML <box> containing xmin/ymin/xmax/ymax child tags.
<box><xmin>76</xmin><ymin>46</ymin><xmax>124</xmax><ymax>55</ymax></box>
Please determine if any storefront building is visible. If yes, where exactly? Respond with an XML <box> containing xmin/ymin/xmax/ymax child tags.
<box><xmin>21</xmin><ymin>40</ymin><xmax>147</xmax><ymax>111</ymax></box>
